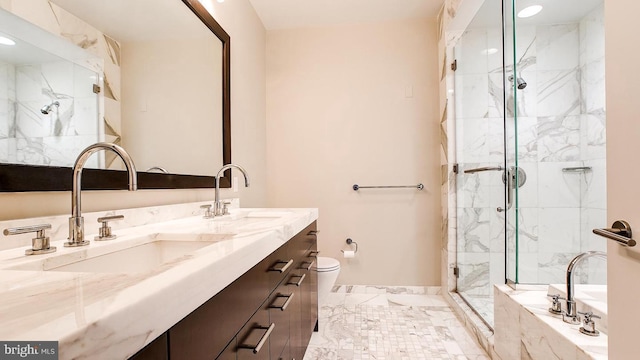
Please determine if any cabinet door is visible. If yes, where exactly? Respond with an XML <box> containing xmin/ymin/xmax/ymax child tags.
<box><xmin>236</xmin><ymin>302</ymin><xmax>273</xmax><ymax>360</ymax></box>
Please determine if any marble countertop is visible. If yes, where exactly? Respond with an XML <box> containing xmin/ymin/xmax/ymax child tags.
<box><xmin>0</xmin><ymin>207</ymin><xmax>318</xmax><ymax>359</ymax></box>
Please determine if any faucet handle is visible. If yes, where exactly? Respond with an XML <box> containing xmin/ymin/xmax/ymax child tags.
<box><xmin>200</xmin><ymin>204</ymin><xmax>215</xmax><ymax>219</ymax></box>
<box><xmin>578</xmin><ymin>311</ymin><xmax>601</xmax><ymax>336</ymax></box>
<box><xmin>547</xmin><ymin>294</ymin><xmax>565</xmax><ymax>315</ymax></box>
<box><xmin>4</xmin><ymin>224</ymin><xmax>56</xmax><ymax>255</ymax></box>
<box><xmin>222</xmin><ymin>200</ymin><xmax>232</xmax><ymax>215</ymax></box>
<box><xmin>578</xmin><ymin>311</ymin><xmax>601</xmax><ymax>320</ymax></box>
<box><xmin>95</xmin><ymin>215</ymin><xmax>124</xmax><ymax>241</ymax></box>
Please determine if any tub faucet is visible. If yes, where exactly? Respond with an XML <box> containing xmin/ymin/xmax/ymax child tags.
<box><xmin>214</xmin><ymin>164</ymin><xmax>249</xmax><ymax>216</ymax></box>
<box><xmin>66</xmin><ymin>142</ymin><xmax>137</xmax><ymax>247</ymax></box>
<box><xmin>563</xmin><ymin>251</ymin><xmax>607</xmax><ymax>324</ymax></box>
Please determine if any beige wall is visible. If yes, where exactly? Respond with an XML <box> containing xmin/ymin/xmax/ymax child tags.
<box><xmin>0</xmin><ymin>0</ymin><xmax>267</xmax><ymax>220</ymax></box>
<box><xmin>265</xmin><ymin>19</ymin><xmax>441</xmax><ymax>286</ymax></box>
<box><xmin>121</xmin><ymin>38</ymin><xmax>223</xmax><ymax>176</ymax></box>
<box><xmin>605</xmin><ymin>0</ymin><xmax>640</xmax><ymax>357</ymax></box>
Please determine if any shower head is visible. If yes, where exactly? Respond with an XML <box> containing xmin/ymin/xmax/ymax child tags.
<box><xmin>508</xmin><ymin>75</ymin><xmax>527</xmax><ymax>90</ymax></box>
<box><xmin>40</xmin><ymin>100</ymin><xmax>60</xmax><ymax>115</ymax></box>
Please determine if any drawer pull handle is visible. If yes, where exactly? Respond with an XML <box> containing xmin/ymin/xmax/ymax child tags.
<box><xmin>308</xmin><ymin>230</ymin><xmax>319</xmax><ymax>236</ymax></box>
<box><xmin>287</xmin><ymin>273</ymin><xmax>306</xmax><ymax>287</ymax></box>
<box><xmin>303</xmin><ymin>260</ymin><xmax>315</xmax><ymax>271</ymax></box>
<box><xmin>239</xmin><ymin>323</ymin><xmax>275</xmax><ymax>354</ymax></box>
<box><xmin>270</xmin><ymin>293</ymin><xmax>295</xmax><ymax>311</ymax></box>
<box><xmin>270</xmin><ymin>259</ymin><xmax>294</xmax><ymax>273</ymax></box>
<box><xmin>309</xmin><ymin>250</ymin><xmax>320</xmax><ymax>257</ymax></box>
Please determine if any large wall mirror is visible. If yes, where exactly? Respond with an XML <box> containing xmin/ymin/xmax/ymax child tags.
<box><xmin>0</xmin><ymin>0</ymin><xmax>230</xmax><ymax>191</ymax></box>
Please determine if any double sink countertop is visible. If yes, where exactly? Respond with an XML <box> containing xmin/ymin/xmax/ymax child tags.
<box><xmin>0</xmin><ymin>206</ymin><xmax>318</xmax><ymax>359</ymax></box>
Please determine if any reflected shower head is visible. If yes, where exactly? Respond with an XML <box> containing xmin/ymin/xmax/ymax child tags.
<box><xmin>40</xmin><ymin>100</ymin><xmax>60</xmax><ymax>114</ymax></box>
<box><xmin>508</xmin><ymin>75</ymin><xmax>527</xmax><ymax>90</ymax></box>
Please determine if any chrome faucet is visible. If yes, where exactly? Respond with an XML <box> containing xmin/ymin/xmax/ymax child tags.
<box><xmin>214</xmin><ymin>164</ymin><xmax>249</xmax><ymax>216</ymax></box>
<box><xmin>563</xmin><ymin>251</ymin><xmax>606</xmax><ymax>324</ymax></box>
<box><xmin>66</xmin><ymin>142</ymin><xmax>137</xmax><ymax>247</ymax></box>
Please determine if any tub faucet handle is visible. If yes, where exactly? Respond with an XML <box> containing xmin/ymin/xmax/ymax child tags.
<box><xmin>578</xmin><ymin>311</ymin><xmax>601</xmax><ymax>336</ymax></box>
<box><xmin>547</xmin><ymin>294</ymin><xmax>564</xmax><ymax>315</ymax></box>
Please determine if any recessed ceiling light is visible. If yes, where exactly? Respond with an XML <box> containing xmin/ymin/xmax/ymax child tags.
<box><xmin>482</xmin><ymin>48</ymin><xmax>499</xmax><ymax>55</ymax></box>
<box><xmin>0</xmin><ymin>36</ymin><xmax>16</xmax><ymax>46</ymax></box>
<box><xmin>518</xmin><ymin>5</ymin><xmax>543</xmax><ymax>18</ymax></box>
<box><xmin>217</xmin><ymin>0</ymin><xmax>224</xmax><ymax>3</ymax></box>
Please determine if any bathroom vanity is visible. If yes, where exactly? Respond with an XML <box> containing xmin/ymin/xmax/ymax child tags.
<box><xmin>0</xmin><ymin>204</ymin><xmax>318</xmax><ymax>359</ymax></box>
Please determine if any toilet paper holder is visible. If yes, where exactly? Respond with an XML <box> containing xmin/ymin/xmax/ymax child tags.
<box><xmin>341</xmin><ymin>238</ymin><xmax>358</xmax><ymax>254</ymax></box>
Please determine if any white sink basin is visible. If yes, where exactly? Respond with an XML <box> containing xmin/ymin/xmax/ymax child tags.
<box><xmin>7</xmin><ymin>233</ymin><xmax>233</xmax><ymax>273</ymax></box>
<box><xmin>245</xmin><ymin>211</ymin><xmax>293</xmax><ymax>218</ymax></box>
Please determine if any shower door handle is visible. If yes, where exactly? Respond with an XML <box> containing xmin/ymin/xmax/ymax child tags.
<box><xmin>463</xmin><ymin>166</ymin><xmax>503</xmax><ymax>174</ymax></box>
<box><xmin>497</xmin><ymin>168</ymin><xmax>514</xmax><ymax>213</ymax></box>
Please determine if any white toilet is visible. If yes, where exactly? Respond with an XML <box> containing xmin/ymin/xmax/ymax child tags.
<box><xmin>314</xmin><ymin>256</ymin><xmax>341</xmax><ymax>306</ymax></box>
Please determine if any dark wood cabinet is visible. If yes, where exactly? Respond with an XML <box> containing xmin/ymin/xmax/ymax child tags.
<box><xmin>268</xmin><ymin>282</ymin><xmax>294</xmax><ymax>359</ymax></box>
<box><xmin>217</xmin><ymin>338</ymin><xmax>237</xmax><ymax>360</ymax></box>
<box><xmin>236</xmin><ymin>301</ymin><xmax>271</xmax><ymax>360</ymax></box>
<box><xmin>129</xmin><ymin>221</ymin><xmax>318</xmax><ymax>360</ymax></box>
<box><xmin>129</xmin><ymin>333</ymin><xmax>168</xmax><ymax>360</ymax></box>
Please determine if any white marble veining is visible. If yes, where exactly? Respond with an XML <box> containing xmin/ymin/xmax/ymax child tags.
<box><xmin>0</xmin><ymin>202</ymin><xmax>317</xmax><ymax>359</ymax></box>
<box><xmin>494</xmin><ymin>285</ymin><xmax>607</xmax><ymax>360</ymax></box>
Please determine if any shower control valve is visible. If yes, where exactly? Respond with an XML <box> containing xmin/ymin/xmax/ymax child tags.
<box><xmin>547</xmin><ymin>294</ymin><xmax>565</xmax><ymax>315</ymax></box>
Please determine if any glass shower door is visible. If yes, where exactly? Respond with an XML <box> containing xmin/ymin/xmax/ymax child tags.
<box><xmin>454</xmin><ymin>0</ymin><xmax>507</xmax><ymax>326</ymax></box>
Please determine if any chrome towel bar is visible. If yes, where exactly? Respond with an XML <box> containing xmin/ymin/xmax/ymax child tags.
<box><xmin>593</xmin><ymin>220</ymin><xmax>637</xmax><ymax>247</ymax></box>
<box><xmin>562</xmin><ymin>166</ymin><xmax>592</xmax><ymax>172</ymax></box>
<box><xmin>353</xmin><ymin>183</ymin><xmax>423</xmax><ymax>191</ymax></box>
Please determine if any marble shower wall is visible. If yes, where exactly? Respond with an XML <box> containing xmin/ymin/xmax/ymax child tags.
<box><xmin>454</xmin><ymin>22</ymin><xmax>506</xmax><ymax>298</ymax></box>
<box><xmin>0</xmin><ymin>0</ymin><xmax>122</xmax><ymax>168</ymax></box>
<box><xmin>1</xmin><ymin>60</ymin><xmax>101</xmax><ymax>167</ymax></box>
<box><xmin>454</xmin><ymin>4</ymin><xmax>606</xmax><ymax>291</ymax></box>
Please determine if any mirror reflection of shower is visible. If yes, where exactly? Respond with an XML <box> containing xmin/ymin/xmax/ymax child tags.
<box><xmin>40</xmin><ymin>100</ymin><xmax>59</xmax><ymax>114</ymax></box>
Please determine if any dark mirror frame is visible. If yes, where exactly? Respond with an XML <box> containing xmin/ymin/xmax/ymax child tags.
<box><xmin>0</xmin><ymin>0</ymin><xmax>231</xmax><ymax>192</ymax></box>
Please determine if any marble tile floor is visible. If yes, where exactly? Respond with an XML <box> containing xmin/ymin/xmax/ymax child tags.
<box><xmin>303</xmin><ymin>286</ymin><xmax>490</xmax><ymax>360</ymax></box>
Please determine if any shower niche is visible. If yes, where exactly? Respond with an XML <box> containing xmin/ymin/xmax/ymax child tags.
<box><xmin>0</xmin><ymin>10</ymin><xmax>102</xmax><ymax>168</ymax></box>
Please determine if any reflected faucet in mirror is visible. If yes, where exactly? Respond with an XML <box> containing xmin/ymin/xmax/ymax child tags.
<box><xmin>147</xmin><ymin>166</ymin><xmax>169</xmax><ymax>174</ymax></box>
<box><xmin>66</xmin><ymin>142</ymin><xmax>137</xmax><ymax>247</ymax></box>
<box><xmin>214</xmin><ymin>164</ymin><xmax>250</xmax><ymax>216</ymax></box>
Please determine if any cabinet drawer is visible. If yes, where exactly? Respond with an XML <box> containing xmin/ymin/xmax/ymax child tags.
<box><xmin>268</xmin><ymin>281</ymin><xmax>295</xmax><ymax>359</ymax></box>
<box><xmin>236</xmin><ymin>302</ymin><xmax>272</xmax><ymax>360</ymax></box>
<box><xmin>266</xmin><ymin>242</ymin><xmax>294</xmax><ymax>293</ymax></box>
<box><xmin>169</xmin><ymin>255</ymin><xmax>271</xmax><ymax>359</ymax></box>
